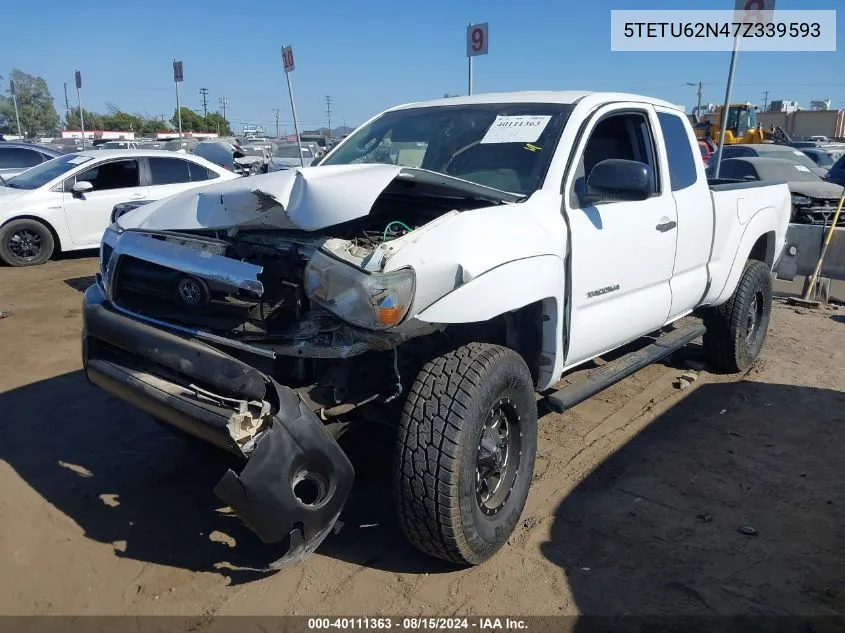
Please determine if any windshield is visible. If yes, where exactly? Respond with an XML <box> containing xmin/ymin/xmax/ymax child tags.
<box><xmin>725</xmin><ymin>107</ymin><xmax>756</xmax><ymax>135</ymax></box>
<box><xmin>3</xmin><ymin>153</ymin><xmax>92</xmax><ymax>190</ymax></box>
<box><xmin>759</xmin><ymin>148</ymin><xmax>819</xmax><ymax>170</ymax></box>
<box><xmin>805</xmin><ymin>151</ymin><xmax>834</xmax><ymax>167</ymax></box>
<box><xmin>275</xmin><ymin>145</ymin><xmax>313</xmax><ymax>158</ymax></box>
<box><xmin>322</xmin><ymin>103</ymin><xmax>574</xmax><ymax>195</ymax></box>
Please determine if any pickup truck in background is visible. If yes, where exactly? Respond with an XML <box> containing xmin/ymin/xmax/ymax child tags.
<box><xmin>81</xmin><ymin>91</ymin><xmax>791</xmax><ymax>568</ymax></box>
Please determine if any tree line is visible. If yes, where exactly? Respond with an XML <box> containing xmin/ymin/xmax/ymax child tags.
<box><xmin>0</xmin><ymin>69</ymin><xmax>231</xmax><ymax>138</ymax></box>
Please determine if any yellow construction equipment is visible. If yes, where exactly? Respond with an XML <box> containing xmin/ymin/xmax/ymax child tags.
<box><xmin>692</xmin><ymin>103</ymin><xmax>769</xmax><ymax>145</ymax></box>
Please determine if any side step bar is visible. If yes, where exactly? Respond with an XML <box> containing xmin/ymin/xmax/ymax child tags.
<box><xmin>546</xmin><ymin>322</ymin><xmax>706</xmax><ymax>413</ymax></box>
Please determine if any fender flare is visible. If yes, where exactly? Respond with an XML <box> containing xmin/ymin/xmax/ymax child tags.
<box><xmin>415</xmin><ymin>255</ymin><xmax>564</xmax><ymax>324</ymax></box>
<box><xmin>709</xmin><ymin>208</ymin><xmax>779</xmax><ymax>306</ymax></box>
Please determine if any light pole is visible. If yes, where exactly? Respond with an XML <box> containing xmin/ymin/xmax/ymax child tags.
<box><xmin>687</xmin><ymin>82</ymin><xmax>703</xmax><ymax>119</ymax></box>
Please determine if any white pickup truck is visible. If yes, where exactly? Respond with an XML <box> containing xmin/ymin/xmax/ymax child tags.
<box><xmin>81</xmin><ymin>91</ymin><xmax>791</xmax><ymax>568</ymax></box>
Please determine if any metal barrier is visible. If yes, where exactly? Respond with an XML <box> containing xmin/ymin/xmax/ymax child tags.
<box><xmin>775</xmin><ymin>223</ymin><xmax>845</xmax><ymax>282</ymax></box>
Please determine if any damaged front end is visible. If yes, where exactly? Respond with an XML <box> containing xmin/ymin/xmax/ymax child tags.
<box><xmin>82</xmin><ymin>281</ymin><xmax>355</xmax><ymax>566</ymax></box>
<box><xmin>84</xmin><ymin>165</ymin><xmax>509</xmax><ymax>564</ymax></box>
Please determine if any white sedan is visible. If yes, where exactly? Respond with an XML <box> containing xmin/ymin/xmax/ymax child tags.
<box><xmin>0</xmin><ymin>149</ymin><xmax>238</xmax><ymax>266</ymax></box>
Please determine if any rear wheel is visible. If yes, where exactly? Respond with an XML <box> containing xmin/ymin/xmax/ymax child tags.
<box><xmin>394</xmin><ymin>343</ymin><xmax>537</xmax><ymax>565</ymax></box>
<box><xmin>702</xmin><ymin>259</ymin><xmax>772</xmax><ymax>373</ymax></box>
<box><xmin>0</xmin><ymin>219</ymin><xmax>55</xmax><ymax>267</ymax></box>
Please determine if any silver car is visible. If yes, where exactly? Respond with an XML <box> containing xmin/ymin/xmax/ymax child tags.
<box><xmin>0</xmin><ymin>142</ymin><xmax>63</xmax><ymax>181</ymax></box>
<box><xmin>267</xmin><ymin>144</ymin><xmax>315</xmax><ymax>171</ymax></box>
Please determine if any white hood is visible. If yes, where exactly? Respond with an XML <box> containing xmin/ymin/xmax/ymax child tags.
<box><xmin>118</xmin><ymin>164</ymin><xmax>404</xmax><ymax>232</ymax></box>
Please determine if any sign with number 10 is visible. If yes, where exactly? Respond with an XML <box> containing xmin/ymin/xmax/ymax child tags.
<box><xmin>282</xmin><ymin>46</ymin><xmax>295</xmax><ymax>73</ymax></box>
<box><xmin>467</xmin><ymin>23</ymin><xmax>489</xmax><ymax>57</ymax></box>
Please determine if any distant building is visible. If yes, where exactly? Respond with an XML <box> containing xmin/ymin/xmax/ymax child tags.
<box><xmin>810</xmin><ymin>100</ymin><xmax>832</xmax><ymax>111</ymax></box>
<box><xmin>768</xmin><ymin>100</ymin><xmax>799</xmax><ymax>113</ymax></box>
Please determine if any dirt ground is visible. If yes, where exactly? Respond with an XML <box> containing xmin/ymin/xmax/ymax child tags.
<box><xmin>0</xmin><ymin>255</ymin><xmax>843</xmax><ymax>618</ymax></box>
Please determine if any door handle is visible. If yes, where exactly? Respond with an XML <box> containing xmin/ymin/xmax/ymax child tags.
<box><xmin>656</xmin><ymin>220</ymin><xmax>677</xmax><ymax>232</ymax></box>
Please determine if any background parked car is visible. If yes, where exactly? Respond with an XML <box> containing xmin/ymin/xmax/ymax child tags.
<box><xmin>825</xmin><ymin>153</ymin><xmax>845</xmax><ymax>188</ymax></box>
<box><xmin>0</xmin><ymin>142</ymin><xmax>63</xmax><ymax>181</ymax></box>
<box><xmin>0</xmin><ymin>150</ymin><xmax>237</xmax><ymax>266</ymax></box>
<box><xmin>709</xmin><ymin>143</ymin><xmax>830</xmax><ymax>178</ymax></box>
<box><xmin>710</xmin><ymin>156</ymin><xmax>844</xmax><ymax>226</ymax></box>
<box><xmin>96</xmin><ymin>140</ymin><xmax>141</xmax><ymax>150</ymax></box>
<box><xmin>268</xmin><ymin>143</ymin><xmax>315</xmax><ymax>171</ymax></box>
<box><xmin>800</xmin><ymin>147</ymin><xmax>844</xmax><ymax>169</ymax></box>
<box><xmin>698</xmin><ymin>140</ymin><xmax>714</xmax><ymax>166</ymax></box>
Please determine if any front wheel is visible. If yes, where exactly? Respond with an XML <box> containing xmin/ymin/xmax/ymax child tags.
<box><xmin>394</xmin><ymin>343</ymin><xmax>537</xmax><ymax>565</ymax></box>
<box><xmin>702</xmin><ymin>259</ymin><xmax>772</xmax><ymax>373</ymax></box>
<box><xmin>0</xmin><ymin>219</ymin><xmax>55</xmax><ymax>267</ymax></box>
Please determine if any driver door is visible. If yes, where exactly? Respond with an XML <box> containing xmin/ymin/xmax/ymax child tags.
<box><xmin>61</xmin><ymin>158</ymin><xmax>148</xmax><ymax>247</ymax></box>
<box><xmin>562</xmin><ymin>104</ymin><xmax>678</xmax><ymax>367</ymax></box>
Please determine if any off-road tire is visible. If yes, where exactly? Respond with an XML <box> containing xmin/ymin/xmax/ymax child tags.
<box><xmin>394</xmin><ymin>343</ymin><xmax>537</xmax><ymax>565</ymax></box>
<box><xmin>702</xmin><ymin>259</ymin><xmax>772</xmax><ymax>373</ymax></box>
<box><xmin>0</xmin><ymin>219</ymin><xmax>55</xmax><ymax>267</ymax></box>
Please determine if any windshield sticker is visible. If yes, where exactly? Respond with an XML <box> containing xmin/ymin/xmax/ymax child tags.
<box><xmin>480</xmin><ymin>115</ymin><xmax>552</xmax><ymax>144</ymax></box>
<box><xmin>68</xmin><ymin>156</ymin><xmax>92</xmax><ymax>165</ymax></box>
<box><xmin>794</xmin><ymin>165</ymin><xmax>811</xmax><ymax>172</ymax></box>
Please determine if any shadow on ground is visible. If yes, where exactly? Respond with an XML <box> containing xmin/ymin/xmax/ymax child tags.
<box><xmin>541</xmin><ymin>381</ymin><xmax>845</xmax><ymax>621</ymax></box>
<box><xmin>63</xmin><ymin>276</ymin><xmax>97</xmax><ymax>292</ymax></box>
<box><xmin>0</xmin><ymin>371</ymin><xmax>448</xmax><ymax>585</ymax></box>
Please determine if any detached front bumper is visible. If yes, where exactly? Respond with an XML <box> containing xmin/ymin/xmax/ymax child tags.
<box><xmin>81</xmin><ymin>282</ymin><xmax>354</xmax><ymax>566</ymax></box>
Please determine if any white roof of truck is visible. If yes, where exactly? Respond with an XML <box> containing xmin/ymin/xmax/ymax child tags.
<box><xmin>389</xmin><ymin>91</ymin><xmax>683</xmax><ymax>112</ymax></box>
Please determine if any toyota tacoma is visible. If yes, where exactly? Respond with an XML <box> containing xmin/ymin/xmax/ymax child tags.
<box><xmin>82</xmin><ymin>92</ymin><xmax>791</xmax><ymax>567</ymax></box>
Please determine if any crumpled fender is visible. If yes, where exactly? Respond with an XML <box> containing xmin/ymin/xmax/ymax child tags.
<box><xmin>213</xmin><ymin>379</ymin><xmax>354</xmax><ymax>567</ymax></box>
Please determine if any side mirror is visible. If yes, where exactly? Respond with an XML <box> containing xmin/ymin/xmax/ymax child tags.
<box><xmin>585</xmin><ymin>159</ymin><xmax>653</xmax><ymax>203</ymax></box>
<box><xmin>71</xmin><ymin>181</ymin><xmax>94</xmax><ymax>197</ymax></box>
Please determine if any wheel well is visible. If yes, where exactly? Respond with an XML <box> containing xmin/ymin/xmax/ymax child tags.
<box><xmin>436</xmin><ymin>301</ymin><xmax>545</xmax><ymax>385</ymax></box>
<box><xmin>0</xmin><ymin>215</ymin><xmax>62</xmax><ymax>255</ymax></box>
<box><xmin>748</xmin><ymin>231</ymin><xmax>775</xmax><ymax>267</ymax></box>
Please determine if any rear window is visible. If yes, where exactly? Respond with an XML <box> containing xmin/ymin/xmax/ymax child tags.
<box><xmin>657</xmin><ymin>112</ymin><xmax>698</xmax><ymax>191</ymax></box>
<box><xmin>148</xmin><ymin>157</ymin><xmax>191</xmax><ymax>184</ymax></box>
<box><xmin>0</xmin><ymin>147</ymin><xmax>43</xmax><ymax>169</ymax></box>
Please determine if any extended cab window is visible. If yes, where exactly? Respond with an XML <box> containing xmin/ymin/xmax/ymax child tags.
<box><xmin>571</xmin><ymin>111</ymin><xmax>658</xmax><ymax>206</ymax></box>
<box><xmin>657</xmin><ymin>112</ymin><xmax>698</xmax><ymax>191</ymax></box>
<box><xmin>71</xmin><ymin>159</ymin><xmax>140</xmax><ymax>192</ymax></box>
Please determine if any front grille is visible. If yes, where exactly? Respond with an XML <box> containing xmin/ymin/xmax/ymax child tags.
<box><xmin>111</xmin><ymin>254</ymin><xmax>306</xmax><ymax>337</ymax></box>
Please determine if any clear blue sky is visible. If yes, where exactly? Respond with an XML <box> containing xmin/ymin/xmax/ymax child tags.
<box><xmin>2</xmin><ymin>0</ymin><xmax>842</xmax><ymax>134</ymax></box>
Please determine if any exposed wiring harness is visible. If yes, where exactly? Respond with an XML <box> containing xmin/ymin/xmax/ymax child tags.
<box><xmin>382</xmin><ymin>220</ymin><xmax>413</xmax><ymax>241</ymax></box>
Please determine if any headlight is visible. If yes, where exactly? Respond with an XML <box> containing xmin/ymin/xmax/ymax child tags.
<box><xmin>304</xmin><ymin>250</ymin><xmax>415</xmax><ymax>330</ymax></box>
<box><xmin>791</xmin><ymin>195</ymin><xmax>811</xmax><ymax>206</ymax></box>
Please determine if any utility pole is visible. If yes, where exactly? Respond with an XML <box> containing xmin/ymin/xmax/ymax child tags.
<box><xmin>9</xmin><ymin>80</ymin><xmax>22</xmax><ymax>139</ymax></box>
<box><xmin>273</xmin><ymin>108</ymin><xmax>280</xmax><ymax>138</ymax></box>
<box><xmin>199</xmin><ymin>87</ymin><xmax>209</xmax><ymax>130</ymax></box>
<box><xmin>63</xmin><ymin>82</ymin><xmax>71</xmax><ymax>129</ymax></box>
<box><xmin>762</xmin><ymin>90</ymin><xmax>770</xmax><ymax>112</ymax></box>
<box><xmin>325</xmin><ymin>95</ymin><xmax>333</xmax><ymax>136</ymax></box>
<box><xmin>218</xmin><ymin>96</ymin><xmax>228</xmax><ymax>122</ymax></box>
